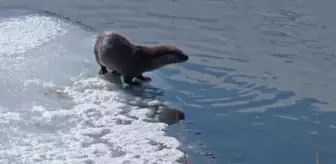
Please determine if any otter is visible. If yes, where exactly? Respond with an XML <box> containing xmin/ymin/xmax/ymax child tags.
<box><xmin>93</xmin><ymin>31</ymin><xmax>189</xmax><ymax>85</ymax></box>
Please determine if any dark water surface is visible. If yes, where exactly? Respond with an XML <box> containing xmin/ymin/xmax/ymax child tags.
<box><xmin>1</xmin><ymin>0</ymin><xmax>336</xmax><ymax>163</ymax></box>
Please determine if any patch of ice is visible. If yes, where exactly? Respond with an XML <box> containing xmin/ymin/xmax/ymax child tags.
<box><xmin>273</xmin><ymin>115</ymin><xmax>300</xmax><ymax>121</ymax></box>
<box><xmin>0</xmin><ymin>76</ymin><xmax>185</xmax><ymax>164</ymax></box>
<box><xmin>308</xmin><ymin>131</ymin><xmax>319</xmax><ymax>135</ymax></box>
<box><xmin>313</xmin><ymin>121</ymin><xmax>321</xmax><ymax>124</ymax></box>
<box><xmin>0</xmin><ymin>14</ymin><xmax>67</xmax><ymax>55</ymax></box>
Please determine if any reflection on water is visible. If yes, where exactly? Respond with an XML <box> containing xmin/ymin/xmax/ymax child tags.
<box><xmin>100</xmin><ymin>72</ymin><xmax>185</xmax><ymax>126</ymax></box>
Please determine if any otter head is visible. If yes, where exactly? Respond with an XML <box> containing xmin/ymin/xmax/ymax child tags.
<box><xmin>136</xmin><ymin>45</ymin><xmax>189</xmax><ymax>72</ymax></box>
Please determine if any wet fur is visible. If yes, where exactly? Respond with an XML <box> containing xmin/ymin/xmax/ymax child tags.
<box><xmin>93</xmin><ymin>31</ymin><xmax>188</xmax><ymax>85</ymax></box>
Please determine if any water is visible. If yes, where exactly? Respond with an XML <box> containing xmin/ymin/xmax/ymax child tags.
<box><xmin>1</xmin><ymin>0</ymin><xmax>336</xmax><ymax>164</ymax></box>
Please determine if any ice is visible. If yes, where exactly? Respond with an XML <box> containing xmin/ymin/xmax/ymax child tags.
<box><xmin>0</xmin><ymin>9</ymin><xmax>185</xmax><ymax>164</ymax></box>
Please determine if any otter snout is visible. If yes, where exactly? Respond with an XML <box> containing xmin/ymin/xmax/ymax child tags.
<box><xmin>167</xmin><ymin>53</ymin><xmax>189</xmax><ymax>64</ymax></box>
<box><xmin>170</xmin><ymin>51</ymin><xmax>189</xmax><ymax>63</ymax></box>
<box><xmin>176</xmin><ymin>53</ymin><xmax>189</xmax><ymax>62</ymax></box>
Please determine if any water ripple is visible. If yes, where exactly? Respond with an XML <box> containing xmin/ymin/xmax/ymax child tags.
<box><xmin>145</xmin><ymin>11</ymin><xmax>219</xmax><ymax>23</ymax></box>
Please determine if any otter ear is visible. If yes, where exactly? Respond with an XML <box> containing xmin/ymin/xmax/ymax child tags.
<box><xmin>134</xmin><ymin>45</ymin><xmax>155</xmax><ymax>58</ymax></box>
<box><xmin>134</xmin><ymin>46</ymin><xmax>145</xmax><ymax>56</ymax></box>
<box><xmin>134</xmin><ymin>46</ymin><xmax>149</xmax><ymax>58</ymax></box>
<box><xmin>134</xmin><ymin>46</ymin><xmax>153</xmax><ymax>61</ymax></box>
<box><xmin>134</xmin><ymin>45</ymin><xmax>169</xmax><ymax>59</ymax></box>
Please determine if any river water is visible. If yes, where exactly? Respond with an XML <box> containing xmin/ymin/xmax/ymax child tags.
<box><xmin>0</xmin><ymin>0</ymin><xmax>336</xmax><ymax>164</ymax></box>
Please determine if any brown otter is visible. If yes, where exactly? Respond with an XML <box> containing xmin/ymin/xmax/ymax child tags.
<box><xmin>93</xmin><ymin>31</ymin><xmax>189</xmax><ymax>85</ymax></box>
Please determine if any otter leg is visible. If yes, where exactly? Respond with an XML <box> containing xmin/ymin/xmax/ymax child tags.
<box><xmin>124</xmin><ymin>76</ymin><xmax>142</xmax><ymax>85</ymax></box>
<box><xmin>136</xmin><ymin>74</ymin><xmax>152</xmax><ymax>82</ymax></box>
<box><xmin>99</xmin><ymin>66</ymin><xmax>108</xmax><ymax>74</ymax></box>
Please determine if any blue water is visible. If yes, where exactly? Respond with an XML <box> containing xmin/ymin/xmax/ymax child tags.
<box><xmin>1</xmin><ymin>0</ymin><xmax>336</xmax><ymax>163</ymax></box>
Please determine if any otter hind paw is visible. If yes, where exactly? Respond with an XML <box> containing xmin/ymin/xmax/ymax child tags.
<box><xmin>111</xmin><ymin>70</ymin><xmax>122</xmax><ymax>76</ymax></box>
<box><xmin>99</xmin><ymin>66</ymin><xmax>108</xmax><ymax>74</ymax></box>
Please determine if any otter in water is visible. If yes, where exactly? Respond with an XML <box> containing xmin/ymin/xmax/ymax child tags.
<box><xmin>93</xmin><ymin>31</ymin><xmax>189</xmax><ymax>85</ymax></box>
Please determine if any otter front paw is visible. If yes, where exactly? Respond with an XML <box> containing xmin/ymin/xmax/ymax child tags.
<box><xmin>136</xmin><ymin>75</ymin><xmax>152</xmax><ymax>82</ymax></box>
<box><xmin>124</xmin><ymin>78</ymin><xmax>142</xmax><ymax>86</ymax></box>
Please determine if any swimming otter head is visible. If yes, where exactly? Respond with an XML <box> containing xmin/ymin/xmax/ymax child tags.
<box><xmin>135</xmin><ymin>45</ymin><xmax>189</xmax><ymax>72</ymax></box>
